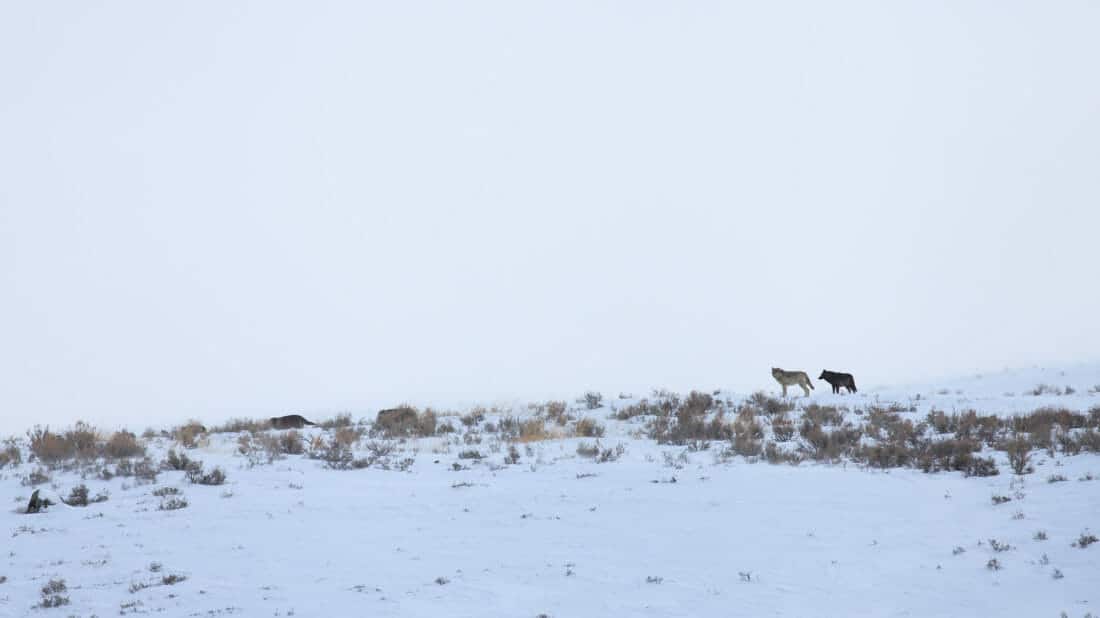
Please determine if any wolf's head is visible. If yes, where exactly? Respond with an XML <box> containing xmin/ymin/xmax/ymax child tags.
<box><xmin>771</xmin><ymin>368</ymin><xmax>781</xmax><ymax>378</ymax></box>
<box><xmin>818</xmin><ymin>371</ymin><xmax>828</xmax><ymax>380</ymax></box>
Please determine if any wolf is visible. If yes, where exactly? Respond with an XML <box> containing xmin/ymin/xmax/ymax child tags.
<box><xmin>269</xmin><ymin>414</ymin><xmax>317</xmax><ymax>430</ymax></box>
<box><xmin>819</xmin><ymin>370</ymin><xmax>857</xmax><ymax>394</ymax></box>
<box><xmin>771</xmin><ymin>367</ymin><xmax>814</xmax><ymax>397</ymax></box>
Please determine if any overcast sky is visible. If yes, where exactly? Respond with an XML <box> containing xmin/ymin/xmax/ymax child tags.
<box><xmin>2</xmin><ymin>2</ymin><xmax>1098</xmax><ymax>431</ymax></box>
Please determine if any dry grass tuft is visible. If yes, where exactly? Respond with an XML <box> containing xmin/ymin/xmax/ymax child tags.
<box><xmin>103</xmin><ymin>430</ymin><xmax>145</xmax><ymax>459</ymax></box>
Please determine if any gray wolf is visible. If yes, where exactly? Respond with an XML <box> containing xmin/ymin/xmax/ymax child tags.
<box><xmin>771</xmin><ymin>367</ymin><xmax>814</xmax><ymax>397</ymax></box>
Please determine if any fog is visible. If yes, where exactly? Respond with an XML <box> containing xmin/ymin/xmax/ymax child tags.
<box><xmin>2</xmin><ymin>1</ymin><xmax>1098</xmax><ymax>431</ymax></box>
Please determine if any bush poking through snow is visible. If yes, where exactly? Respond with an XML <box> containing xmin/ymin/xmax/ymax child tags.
<box><xmin>158</xmin><ymin>496</ymin><xmax>188</xmax><ymax>511</ymax></box>
<box><xmin>576</xmin><ymin>442</ymin><xmax>599</xmax><ymax>458</ymax></box>
<box><xmin>27</xmin><ymin>423</ymin><xmax>98</xmax><ymax>463</ymax></box>
<box><xmin>115</xmin><ymin>457</ymin><xmax>159</xmax><ymax>483</ymax></box>
<box><xmin>186</xmin><ymin>463</ymin><xmax>227</xmax><ymax>486</ymax></box>
<box><xmin>0</xmin><ymin>439</ymin><xmax>21</xmax><ymax>468</ymax></box>
<box><xmin>1004</xmin><ymin>435</ymin><xmax>1034</xmax><ymax>475</ymax></box>
<box><xmin>39</xmin><ymin>578</ymin><xmax>69</xmax><ymax>608</ymax></box>
<box><xmin>749</xmin><ymin>391</ymin><xmax>794</xmax><ymax>415</ymax></box>
<box><xmin>162</xmin><ymin>574</ymin><xmax>187</xmax><ymax>586</ymax></box>
<box><xmin>162</xmin><ymin>449</ymin><xmax>193</xmax><ymax>472</ymax></box>
<box><xmin>504</xmin><ymin>445</ymin><xmax>521</xmax><ymax>465</ymax></box>
<box><xmin>1072</xmin><ymin>532</ymin><xmax>1098</xmax><ymax>549</ymax></box>
<box><xmin>542</xmin><ymin>400</ymin><xmax>571</xmax><ymax>425</ymax></box>
<box><xmin>173</xmin><ymin>421</ymin><xmax>206</xmax><ymax>449</ymax></box>
<box><xmin>576</xmin><ymin>441</ymin><xmax>625</xmax><ymax>463</ymax></box>
<box><xmin>103</xmin><ymin>430</ymin><xmax>145</xmax><ymax>459</ymax></box>
<box><xmin>319</xmin><ymin>413</ymin><xmax>355</xmax><ymax>429</ymax></box>
<box><xmin>574</xmin><ymin>418</ymin><xmax>605</xmax><ymax>438</ymax></box>
<box><xmin>584</xmin><ymin>391</ymin><xmax>603</xmax><ymax>410</ymax></box>
<box><xmin>63</xmin><ymin>484</ymin><xmax>107</xmax><ymax>507</ymax></box>
<box><xmin>21</xmin><ymin>467</ymin><xmax>51</xmax><ymax>486</ymax></box>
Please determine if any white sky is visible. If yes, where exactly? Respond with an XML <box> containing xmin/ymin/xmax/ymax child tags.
<box><xmin>2</xmin><ymin>2</ymin><xmax>1098</xmax><ymax>431</ymax></box>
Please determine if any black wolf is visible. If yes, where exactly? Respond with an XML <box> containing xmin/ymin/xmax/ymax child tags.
<box><xmin>270</xmin><ymin>414</ymin><xmax>317</xmax><ymax>430</ymax></box>
<box><xmin>818</xmin><ymin>370</ymin><xmax>857</xmax><ymax>394</ymax></box>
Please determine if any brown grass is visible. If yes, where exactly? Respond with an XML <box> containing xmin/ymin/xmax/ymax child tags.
<box><xmin>210</xmin><ymin>418</ymin><xmax>268</xmax><ymax>434</ymax></box>
<box><xmin>574</xmin><ymin>418</ymin><xmax>605</xmax><ymax>438</ymax></box>
<box><xmin>0</xmin><ymin>439</ymin><xmax>20</xmax><ymax>468</ymax></box>
<box><xmin>103</xmin><ymin>431</ymin><xmax>145</xmax><ymax>459</ymax></box>
<box><xmin>173</xmin><ymin>421</ymin><xmax>206</xmax><ymax>449</ymax></box>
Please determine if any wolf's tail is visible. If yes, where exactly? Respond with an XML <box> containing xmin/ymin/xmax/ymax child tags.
<box><xmin>807</xmin><ymin>378</ymin><xmax>814</xmax><ymax>390</ymax></box>
<box><xmin>304</xmin><ymin>418</ymin><xmax>317</xmax><ymax>426</ymax></box>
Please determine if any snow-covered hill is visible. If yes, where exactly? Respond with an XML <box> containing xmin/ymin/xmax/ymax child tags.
<box><xmin>1</xmin><ymin>364</ymin><xmax>1098</xmax><ymax>617</ymax></box>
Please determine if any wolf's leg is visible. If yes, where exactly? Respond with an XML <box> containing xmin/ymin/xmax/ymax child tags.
<box><xmin>801</xmin><ymin>383</ymin><xmax>811</xmax><ymax>397</ymax></box>
<box><xmin>781</xmin><ymin>384</ymin><xmax>788</xmax><ymax>397</ymax></box>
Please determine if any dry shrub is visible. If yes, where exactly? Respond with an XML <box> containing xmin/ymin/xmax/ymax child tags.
<box><xmin>730</xmin><ymin>408</ymin><xmax>764</xmax><ymax>456</ymax></box>
<box><xmin>22</xmin><ymin>467</ymin><xmax>51</xmax><ymax>486</ymax></box>
<box><xmin>162</xmin><ymin>449</ymin><xmax>193</xmax><ymax>471</ymax></box>
<box><xmin>186</xmin><ymin>463</ymin><xmax>226</xmax><ymax>485</ymax></box>
<box><xmin>116</xmin><ymin>457</ymin><xmax>159</xmax><ymax>483</ymax></box>
<box><xmin>856</xmin><ymin>442</ymin><xmax>914</xmax><ymax>469</ymax></box>
<box><xmin>1009</xmin><ymin>407</ymin><xmax>1090</xmax><ymax>450</ymax></box>
<box><xmin>0</xmin><ymin>439</ymin><xmax>22</xmax><ymax>468</ymax></box>
<box><xmin>748</xmin><ymin>391</ymin><xmax>794</xmax><ymax>415</ymax></box>
<box><xmin>574</xmin><ymin>418</ymin><xmax>605</xmax><ymax>438</ymax></box>
<box><xmin>173</xmin><ymin>421</ymin><xmax>206</xmax><ymax>449</ymax></box>
<box><xmin>584</xmin><ymin>391</ymin><xmax>603</xmax><ymax>409</ymax></box>
<box><xmin>461</xmin><ymin>407</ymin><xmax>486</xmax><ymax>427</ymax></box>
<box><xmin>681</xmin><ymin>391</ymin><xmax>715</xmax><ymax>416</ymax></box>
<box><xmin>319</xmin><ymin>413</ymin><xmax>355</xmax><ymax>430</ymax></box>
<box><xmin>576</xmin><ymin>441</ymin><xmax>624</xmax><ymax>462</ymax></box>
<box><xmin>926</xmin><ymin>410</ymin><xmax>953</xmax><ymax>434</ymax></box>
<box><xmin>516</xmin><ymin>418</ymin><xmax>551</xmax><ymax>442</ymax></box>
<box><xmin>1074</xmin><ymin>429</ymin><xmax>1100</xmax><ymax>453</ymax></box>
<box><xmin>576</xmin><ymin>442</ymin><xmax>600</xmax><ymax>458</ymax></box>
<box><xmin>614</xmin><ymin>399</ymin><xmax>667</xmax><ymax>421</ymax></box>
<box><xmin>532</xmin><ymin>400</ymin><xmax>571</xmax><ymax>425</ymax></box>
<box><xmin>914</xmin><ymin>438</ymin><xmax>983</xmax><ymax>474</ymax></box>
<box><xmin>417</xmin><ymin>409</ymin><xmax>437</xmax><ymax>436</ymax></box>
<box><xmin>764</xmin><ymin>441</ymin><xmax>802</xmax><ymax>465</ymax></box>
<box><xmin>647</xmin><ymin>393</ymin><xmax>731</xmax><ymax>444</ymax></box>
<box><xmin>103</xmin><ymin>430</ymin><xmax>145</xmax><ymax>459</ymax></box>
<box><xmin>66</xmin><ymin>422</ymin><xmax>99</xmax><ymax>458</ymax></box>
<box><xmin>953</xmin><ymin>411</ymin><xmax>1002</xmax><ymax>445</ymax></box>
<box><xmin>771</xmin><ymin>415</ymin><xmax>795</xmax><ymax>442</ymax></box>
<box><xmin>333</xmin><ymin>426</ymin><xmax>363</xmax><ymax>448</ymax></box>
<box><xmin>731</xmin><ymin>426</ymin><xmax>763</xmax><ymax>457</ymax></box>
<box><xmin>210</xmin><ymin>418</ymin><xmax>267</xmax><ymax>434</ymax></box>
<box><xmin>863</xmin><ymin>408</ymin><xmax>921</xmax><ymax>447</ymax></box>
<box><xmin>278</xmin><ymin>430</ymin><xmax>305</xmax><ymax>455</ymax></box>
<box><xmin>1002</xmin><ymin>434</ymin><xmax>1034</xmax><ymax>475</ymax></box>
<box><xmin>27</xmin><ymin>426</ymin><xmax>74</xmax><ymax>463</ymax></box>
<box><xmin>799</xmin><ymin>420</ymin><xmax>862</xmax><ymax>461</ymax></box>
<box><xmin>802</xmin><ymin>404</ymin><xmax>844</xmax><ymax>427</ymax></box>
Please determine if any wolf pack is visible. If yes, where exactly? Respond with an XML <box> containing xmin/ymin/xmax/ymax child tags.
<box><xmin>771</xmin><ymin>368</ymin><xmax>857</xmax><ymax>397</ymax></box>
<box><xmin>262</xmin><ymin>372</ymin><xmax>855</xmax><ymax>433</ymax></box>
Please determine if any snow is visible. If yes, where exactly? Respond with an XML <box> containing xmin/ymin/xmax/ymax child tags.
<box><xmin>1</xmin><ymin>364</ymin><xmax>1098</xmax><ymax>617</ymax></box>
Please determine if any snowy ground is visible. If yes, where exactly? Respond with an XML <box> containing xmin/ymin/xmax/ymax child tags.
<box><xmin>1</xmin><ymin>364</ymin><xmax>1098</xmax><ymax>617</ymax></box>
